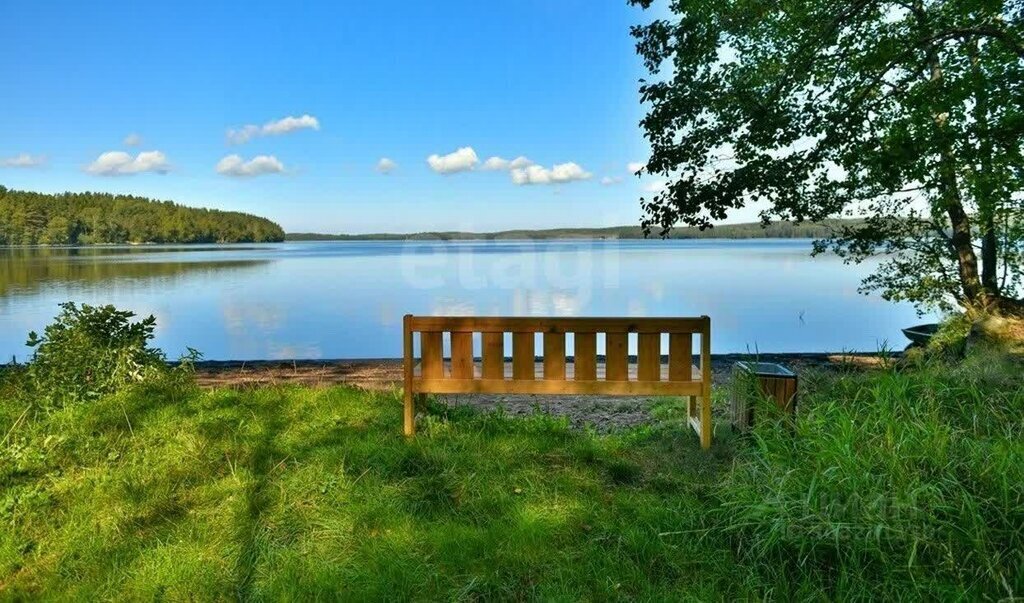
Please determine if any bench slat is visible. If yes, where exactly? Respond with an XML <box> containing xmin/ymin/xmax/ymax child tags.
<box><xmin>414</xmin><ymin>360</ymin><xmax>699</xmax><ymax>381</ymax></box>
<box><xmin>408</xmin><ymin>316</ymin><xmax>707</xmax><ymax>334</ymax></box>
<box><xmin>543</xmin><ymin>333</ymin><xmax>566</xmax><ymax>380</ymax></box>
<box><xmin>421</xmin><ymin>331</ymin><xmax>444</xmax><ymax>379</ymax></box>
<box><xmin>481</xmin><ymin>332</ymin><xmax>504</xmax><ymax>379</ymax></box>
<box><xmin>450</xmin><ymin>332</ymin><xmax>474</xmax><ymax>379</ymax></box>
<box><xmin>573</xmin><ymin>332</ymin><xmax>597</xmax><ymax>381</ymax></box>
<box><xmin>413</xmin><ymin>377</ymin><xmax>703</xmax><ymax>396</ymax></box>
<box><xmin>669</xmin><ymin>333</ymin><xmax>693</xmax><ymax>381</ymax></box>
<box><xmin>638</xmin><ymin>333</ymin><xmax>661</xmax><ymax>382</ymax></box>
<box><xmin>512</xmin><ymin>332</ymin><xmax>535</xmax><ymax>380</ymax></box>
<box><xmin>605</xmin><ymin>333</ymin><xmax>628</xmax><ymax>381</ymax></box>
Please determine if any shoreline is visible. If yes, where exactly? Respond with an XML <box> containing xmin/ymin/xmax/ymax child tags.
<box><xmin>189</xmin><ymin>352</ymin><xmax>892</xmax><ymax>390</ymax></box>
<box><xmin>188</xmin><ymin>353</ymin><xmax>893</xmax><ymax>431</ymax></box>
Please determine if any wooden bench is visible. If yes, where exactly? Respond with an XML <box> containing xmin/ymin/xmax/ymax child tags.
<box><xmin>402</xmin><ymin>315</ymin><xmax>713</xmax><ymax>449</ymax></box>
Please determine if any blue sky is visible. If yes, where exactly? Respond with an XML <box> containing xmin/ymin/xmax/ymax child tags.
<box><xmin>1</xmin><ymin>1</ymin><xmax>679</xmax><ymax>233</ymax></box>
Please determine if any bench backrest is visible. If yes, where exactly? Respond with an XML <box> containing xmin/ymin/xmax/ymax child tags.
<box><xmin>403</xmin><ymin>315</ymin><xmax>710</xmax><ymax>396</ymax></box>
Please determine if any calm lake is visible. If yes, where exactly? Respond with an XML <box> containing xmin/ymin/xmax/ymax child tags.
<box><xmin>0</xmin><ymin>240</ymin><xmax>932</xmax><ymax>360</ymax></box>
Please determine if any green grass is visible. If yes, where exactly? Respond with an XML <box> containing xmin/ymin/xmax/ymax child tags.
<box><xmin>0</xmin><ymin>376</ymin><xmax>738</xmax><ymax>600</ymax></box>
<box><xmin>1</xmin><ymin>354</ymin><xmax>1022</xmax><ymax>600</ymax></box>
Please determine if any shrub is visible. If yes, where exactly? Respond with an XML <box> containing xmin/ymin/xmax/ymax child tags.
<box><xmin>925</xmin><ymin>313</ymin><xmax>972</xmax><ymax>357</ymax></box>
<box><xmin>26</xmin><ymin>302</ymin><xmax>168</xmax><ymax>407</ymax></box>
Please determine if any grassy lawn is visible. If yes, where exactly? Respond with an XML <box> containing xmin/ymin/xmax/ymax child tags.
<box><xmin>2</xmin><ymin>353</ymin><xmax>1022</xmax><ymax>600</ymax></box>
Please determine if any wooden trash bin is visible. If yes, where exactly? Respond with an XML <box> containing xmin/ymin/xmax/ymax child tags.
<box><xmin>731</xmin><ymin>361</ymin><xmax>797</xmax><ymax>432</ymax></box>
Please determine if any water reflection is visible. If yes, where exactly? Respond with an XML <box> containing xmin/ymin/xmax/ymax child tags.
<box><xmin>0</xmin><ymin>246</ymin><xmax>271</xmax><ymax>297</ymax></box>
<box><xmin>0</xmin><ymin>240</ymin><xmax>933</xmax><ymax>359</ymax></box>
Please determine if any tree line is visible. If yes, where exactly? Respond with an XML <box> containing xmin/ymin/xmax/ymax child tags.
<box><xmin>285</xmin><ymin>219</ymin><xmax>858</xmax><ymax>241</ymax></box>
<box><xmin>0</xmin><ymin>185</ymin><xmax>285</xmax><ymax>245</ymax></box>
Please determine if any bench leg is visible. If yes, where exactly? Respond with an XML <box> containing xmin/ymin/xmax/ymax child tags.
<box><xmin>686</xmin><ymin>394</ymin><xmax>712</xmax><ymax>449</ymax></box>
<box><xmin>403</xmin><ymin>388</ymin><xmax>415</xmax><ymax>436</ymax></box>
<box><xmin>700</xmin><ymin>389</ymin><xmax>712</xmax><ymax>450</ymax></box>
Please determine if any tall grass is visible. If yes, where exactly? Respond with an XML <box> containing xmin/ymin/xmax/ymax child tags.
<box><xmin>1</xmin><ymin>352</ymin><xmax>1021</xmax><ymax>599</ymax></box>
<box><xmin>716</xmin><ymin>352</ymin><xmax>1024</xmax><ymax>599</ymax></box>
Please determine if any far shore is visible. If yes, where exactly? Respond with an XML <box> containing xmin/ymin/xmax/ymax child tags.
<box><xmin>284</xmin><ymin>219</ymin><xmax>857</xmax><ymax>241</ymax></box>
<box><xmin>0</xmin><ymin>218</ymin><xmax>860</xmax><ymax>248</ymax></box>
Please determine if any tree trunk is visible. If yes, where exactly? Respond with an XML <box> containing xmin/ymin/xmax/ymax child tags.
<box><xmin>967</xmin><ymin>39</ymin><xmax>1002</xmax><ymax>297</ymax></box>
<box><xmin>943</xmin><ymin>187</ymin><xmax>985</xmax><ymax>305</ymax></box>
<box><xmin>981</xmin><ymin>222</ymin><xmax>999</xmax><ymax>294</ymax></box>
<box><xmin>925</xmin><ymin>42</ymin><xmax>985</xmax><ymax>306</ymax></box>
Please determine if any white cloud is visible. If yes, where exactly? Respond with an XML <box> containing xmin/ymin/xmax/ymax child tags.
<box><xmin>1</xmin><ymin>153</ymin><xmax>46</xmax><ymax>168</ymax></box>
<box><xmin>510</xmin><ymin>162</ymin><xmax>592</xmax><ymax>185</ymax></box>
<box><xmin>600</xmin><ymin>176</ymin><xmax>622</xmax><ymax>185</ymax></box>
<box><xmin>627</xmin><ymin>161</ymin><xmax>646</xmax><ymax>174</ymax></box>
<box><xmin>216</xmin><ymin>154</ymin><xmax>285</xmax><ymax>177</ymax></box>
<box><xmin>642</xmin><ymin>179</ymin><xmax>669</xmax><ymax>193</ymax></box>
<box><xmin>427</xmin><ymin>146</ymin><xmax>479</xmax><ymax>174</ymax></box>
<box><xmin>123</xmin><ymin>133</ymin><xmax>142</xmax><ymax>146</ymax></box>
<box><xmin>482</xmin><ymin>156</ymin><xmax>508</xmax><ymax>170</ymax></box>
<box><xmin>482</xmin><ymin>155</ymin><xmax>534</xmax><ymax>171</ymax></box>
<box><xmin>228</xmin><ymin>125</ymin><xmax>260</xmax><ymax>145</ymax></box>
<box><xmin>263</xmin><ymin>115</ymin><xmax>319</xmax><ymax>135</ymax></box>
<box><xmin>86</xmin><ymin>150</ymin><xmax>170</xmax><ymax>175</ymax></box>
<box><xmin>377</xmin><ymin>157</ymin><xmax>397</xmax><ymax>174</ymax></box>
<box><xmin>227</xmin><ymin>114</ymin><xmax>320</xmax><ymax>144</ymax></box>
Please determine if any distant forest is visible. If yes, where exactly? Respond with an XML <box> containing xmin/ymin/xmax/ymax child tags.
<box><xmin>286</xmin><ymin>220</ymin><xmax>859</xmax><ymax>241</ymax></box>
<box><xmin>0</xmin><ymin>186</ymin><xmax>285</xmax><ymax>245</ymax></box>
